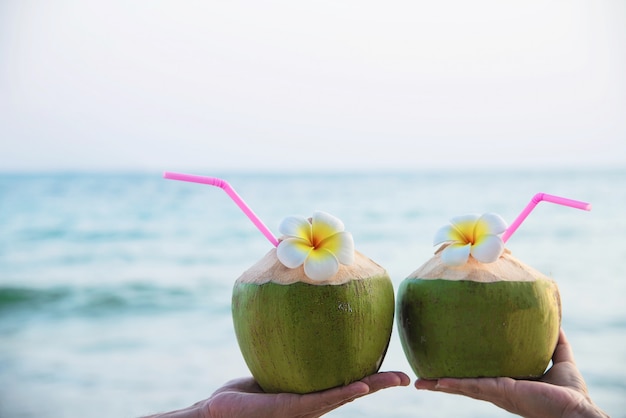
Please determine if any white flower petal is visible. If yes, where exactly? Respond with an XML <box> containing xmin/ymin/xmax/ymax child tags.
<box><xmin>276</xmin><ymin>237</ymin><xmax>311</xmax><ymax>268</ymax></box>
<box><xmin>441</xmin><ymin>243</ymin><xmax>471</xmax><ymax>266</ymax></box>
<box><xmin>477</xmin><ymin>213</ymin><xmax>508</xmax><ymax>236</ymax></box>
<box><xmin>313</xmin><ymin>211</ymin><xmax>345</xmax><ymax>231</ymax></box>
<box><xmin>434</xmin><ymin>224</ymin><xmax>463</xmax><ymax>246</ymax></box>
<box><xmin>449</xmin><ymin>214</ymin><xmax>481</xmax><ymax>244</ymax></box>
<box><xmin>319</xmin><ymin>231</ymin><xmax>354</xmax><ymax>265</ymax></box>
<box><xmin>311</xmin><ymin>211</ymin><xmax>345</xmax><ymax>242</ymax></box>
<box><xmin>449</xmin><ymin>214</ymin><xmax>481</xmax><ymax>228</ymax></box>
<box><xmin>303</xmin><ymin>249</ymin><xmax>340</xmax><ymax>281</ymax></box>
<box><xmin>471</xmin><ymin>235</ymin><xmax>505</xmax><ymax>263</ymax></box>
<box><xmin>278</xmin><ymin>216</ymin><xmax>311</xmax><ymax>240</ymax></box>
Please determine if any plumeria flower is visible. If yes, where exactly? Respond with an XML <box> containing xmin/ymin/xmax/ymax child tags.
<box><xmin>433</xmin><ymin>213</ymin><xmax>508</xmax><ymax>267</ymax></box>
<box><xmin>276</xmin><ymin>211</ymin><xmax>355</xmax><ymax>281</ymax></box>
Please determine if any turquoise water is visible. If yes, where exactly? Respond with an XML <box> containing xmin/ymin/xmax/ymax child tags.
<box><xmin>1</xmin><ymin>170</ymin><xmax>625</xmax><ymax>417</ymax></box>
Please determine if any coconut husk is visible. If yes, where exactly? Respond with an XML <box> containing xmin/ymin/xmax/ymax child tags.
<box><xmin>237</xmin><ymin>249</ymin><xmax>387</xmax><ymax>285</ymax></box>
<box><xmin>409</xmin><ymin>247</ymin><xmax>550</xmax><ymax>283</ymax></box>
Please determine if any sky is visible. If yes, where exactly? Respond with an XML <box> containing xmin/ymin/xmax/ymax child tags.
<box><xmin>1</xmin><ymin>0</ymin><xmax>625</xmax><ymax>172</ymax></box>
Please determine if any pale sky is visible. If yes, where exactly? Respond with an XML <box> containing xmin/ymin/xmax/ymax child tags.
<box><xmin>1</xmin><ymin>0</ymin><xmax>625</xmax><ymax>172</ymax></box>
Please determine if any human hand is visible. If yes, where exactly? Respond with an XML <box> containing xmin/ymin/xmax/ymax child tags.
<box><xmin>145</xmin><ymin>371</ymin><xmax>410</xmax><ymax>418</ymax></box>
<box><xmin>415</xmin><ymin>329</ymin><xmax>608</xmax><ymax>418</ymax></box>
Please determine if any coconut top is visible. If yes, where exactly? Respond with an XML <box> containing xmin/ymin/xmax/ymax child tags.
<box><xmin>408</xmin><ymin>247</ymin><xmax>551</xmax><ymax>283</ymax></box>
<box><xmin>237</xmin><ymin>248</ymin><xmax>387</xmax><ymax>285</ymax></box>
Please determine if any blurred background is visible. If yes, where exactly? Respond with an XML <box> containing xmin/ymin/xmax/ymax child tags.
<box><xmin>1</xmin><ymin>1</ymin><xmax>625</xmax><ymax>417</ymax></box>
<box><xmin>1</xmin><ymin>0</ymin><xmax>625</xmax><ymax>172</ymax></box>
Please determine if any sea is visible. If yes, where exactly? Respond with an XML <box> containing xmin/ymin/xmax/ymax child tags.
<box><xmin>1</xmin><ymin>169</ymin><xmax>625</xmax><ymax>418</ymax></box>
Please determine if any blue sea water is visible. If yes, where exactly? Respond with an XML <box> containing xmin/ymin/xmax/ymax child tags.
<box><xmin>1</xmin><ymin>170</ymin><xmax>625</xmax><ymax>418</ymax></box>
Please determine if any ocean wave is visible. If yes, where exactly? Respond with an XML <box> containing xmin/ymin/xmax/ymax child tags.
<box><xmin>0</xmin><ymin>283</ymin><xmax>224</xmax><ymax>318</ymax></box>
<box><xmin>14</xmin><ymin>228</ymin><xmax>157</xmax><ymax>243</ymax></box>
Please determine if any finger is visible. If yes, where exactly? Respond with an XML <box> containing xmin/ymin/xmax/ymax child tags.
<box><xmin>431</xmin><ymin>377</ymin><xmax>569</xmax><ymax>418</ymax></box>
<box><xmin>430</xmin><ymin>377</ymin><xmax>527</xmax><ymax>415</ymax></box>
<box><xmin>360</xmin><ymin>371</ymin><xmax>411</xmax><ymax>394</ymax></box>
<box><xmin>294</xmin><ymin>380</ymin><xmax>370</xmax><ymax>414</ymax></box>
<box><xmin>430</xmin><ymin>377</ymin><xmax>515</xmax><ymax>402</ymax></box>
<box><xmin>415</xmin><ymin>378</ymin><xmax>439</xmax><ymax>390</ymax></box>
<box><xmin>552</xmin><ymin>328</ymin><xmax>577</xmax><ymax>365</ymax></box>
<box><xmin>293</xmin><ymin>372</ymin><xmax>409</xmax><ymax>416</ymax></box>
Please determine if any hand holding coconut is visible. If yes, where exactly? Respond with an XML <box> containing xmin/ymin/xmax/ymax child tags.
<box><xmin>399</xmin><ymin>193</ymin><xmax>608</xmax><ymax>417</ymax></box>
<box><xmin>143</xmin><ymin>371</ymin><xmax>409</xmax><ymax>418</ymax></box>
<box><xmin>144</xmin><ymin>340</ymin><xmax>606</xmax><ymax>418</ymax></box>
<box><xmin>415</xmin><ymin>329</ymin><xmax>609</xmax><ymax>418</ymax></box>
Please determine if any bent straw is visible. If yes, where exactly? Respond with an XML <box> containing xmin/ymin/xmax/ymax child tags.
<box><xmin>502</xmin><ymin>192</ymin><xmax>592</xmax><ymax>243</ymax></box>
<box><xmin>163</xmin><ymin>171</ymin><xmax>279</xmax><ymax>247</ymax></box>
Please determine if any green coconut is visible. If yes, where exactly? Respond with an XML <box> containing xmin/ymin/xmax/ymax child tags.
<box><xmin>232</xmin><ymin>248</ymin><xmax>395</xmax><ymax>394</ymax></box>
<box><xmin>396</xmin><ymin>248</ymin><xmax>561</xmax><ymax>379</ymax></box>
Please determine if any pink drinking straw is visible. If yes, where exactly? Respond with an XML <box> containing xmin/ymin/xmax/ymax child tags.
<box><xmin>163</xmin><ymin>171</ymin><xmax>280</xmax><ymax>247</ymax></box>
<box><xmin>502</xmin><ymin>192</ymin><xmax>592</xmax><ymax>243</ymax></box>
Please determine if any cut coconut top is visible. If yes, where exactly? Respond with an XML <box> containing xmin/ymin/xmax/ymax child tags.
<box><xmin>408</xmin><ymin>248</ymin><xmax>551</xmax><ymax>283</ymax></box>
<box><xmin>237</xmin><ymin>249</ymin><xmax>388</xmax><ymax>285</ymax></box>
